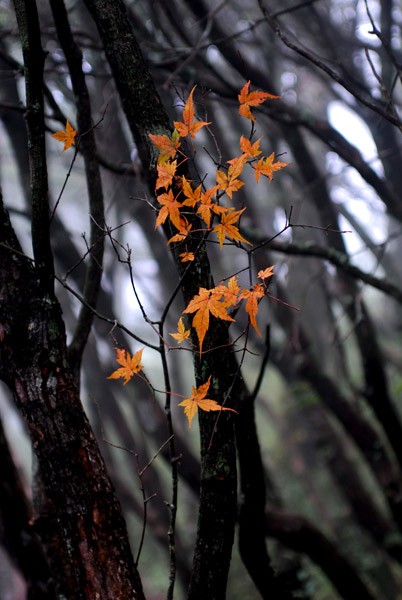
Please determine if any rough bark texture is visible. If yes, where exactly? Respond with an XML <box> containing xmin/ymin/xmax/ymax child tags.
<box><xmin>82</xmin><ymin>1</ymin><xmax>239</xmax><ymax>597</ymax></box>
<box><xmin>0</xmin><ymin>416</ymin><xmax>56</xmax><ymax>600</ymax></box>
<box><xmin>0</xmin><ymin>196</ymin><xmax>145</xmax><ymax>599</ymax></box>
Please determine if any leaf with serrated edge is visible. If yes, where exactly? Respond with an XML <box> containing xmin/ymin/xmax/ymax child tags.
<box><xmin>178</xmin><ymin>376</ymin><xmax>237</xmax><ymax>427</ymax></box>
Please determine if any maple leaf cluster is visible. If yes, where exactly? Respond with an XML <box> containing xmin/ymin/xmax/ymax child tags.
<box><xmin>170</xmin><ymin>270</ymin><xmax>274</xmax><ymax>354</ymax></box>
<box><xmin>108</xmin><ymin>82</ymin><xmax>287</xmax><ymax>429</ymax></box>
<box><xmin>148</xmin><ymin>82</ymin><xmax>289</xmax><ymax>255</ymax></box>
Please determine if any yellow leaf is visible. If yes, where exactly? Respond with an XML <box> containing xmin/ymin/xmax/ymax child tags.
<box><xmin>217</xmin><ymin>276</ymin><xmax>241</xmax><ymax>308</ymax></box>
<box><xmin>170</xmin><ymin>317</ymin><xmax>191</xmax><ymax>343</ymax></box>
<box><xmin>178</xmin><ymin>376</ymin><xmax>237</xmax><ymax>428</ymax></box>
<box><xmin>107</xmin><ymin>348</ymin><xmax>144</xmax><ymax>385</ymax></box>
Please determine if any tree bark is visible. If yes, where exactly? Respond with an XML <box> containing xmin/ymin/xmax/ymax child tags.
<box><xmin>0</xmin><ymin>195</ymin><xmax>145</xmax><ymax>600</ymax></box>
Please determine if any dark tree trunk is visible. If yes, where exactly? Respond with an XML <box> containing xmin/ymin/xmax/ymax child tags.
<box><xmin>0</xmin><ymin>415</ymin><xmax>56</xmax><ymax>599</ymax></box>
<box><xmin>0</xmin><ymin>195</ymin><xmax>145</xmax><ymax>599</ymax></box>
<box><xmin>81</xmin><ymin>1</ymin><xmax>239</xmax><ymax>596</ymax></box>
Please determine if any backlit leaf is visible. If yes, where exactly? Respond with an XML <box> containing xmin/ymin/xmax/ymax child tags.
<box><xmin>254</xmin><ymin>154</ymin><xmax>289</xmax><ymax>182</ymax></box>
<box><xmin>107</xmin><ymin>348</ymin><xmax>144</xmax><ymax>385</ymax></box>
<box><xmin>173</xmin><ymin>86</ymin><xmax>211</xmax><ymax>139</ymax></box>
<box><xmin>238</xmin><ymin>81</ymin><xmax>278</xmax><ymax>123</ymax></box>
<box><xmin>170</xmin><ymin>317</ymin><xmax>191</xmax><ymax>343</ymax></box>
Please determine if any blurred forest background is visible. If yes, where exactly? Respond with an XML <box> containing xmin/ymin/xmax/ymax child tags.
<box><xmin>1</xmin><ymin>0</ymin><xmax>402</xmax><ymax>598</ymax></box>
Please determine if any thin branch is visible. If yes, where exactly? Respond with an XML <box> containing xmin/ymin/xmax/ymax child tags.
<box><xmin>55</xmin><ymin>275</ymin><xmax>159</xmax><ymax>351</ymax></box>
<box><xmin>268</xmin><ymin>239</ymin><xmax>402</xmax><ymax>305</ymax></box>
<box><xmin>249</xmin><ymin>325</ymin><xmax>270</xmax><ymax>403</ymax></box>
<box><xmin>257</xmin><ymin>0</ymin><xmax>402</xmax><ymax>129</ymax></box>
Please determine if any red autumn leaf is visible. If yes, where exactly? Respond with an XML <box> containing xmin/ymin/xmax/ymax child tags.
<box><xmin>173</xmin><ymin>86</ymin><xmax>211</xmax><ymax>139</ymax></box>
<box><xmin>149</xmin><ymin>129</ymin><xmax>181</xmax><ymax>162</ymax></box>
<box><xmin>178</xmin><ymin>376</ymin><xmax>237</xmax><ymax>428</ymax></box>
<box><xmin>107</xmin><ymin>348</ymin><xmax>144</xmax><ymax>385</ymax></box>
<box><xmin>254</xmin><ymin>154</ymin><xmax>289</xmax><ymax>182</ymax></box>
<box><xmin>183</xmin><ymin>287</ymin><xmax>235</xmax><ymax>354</ymax></box>
<box><xmin>241</xmin><ymin>284</ymin><xmax>265</xmax><ymax>336</ymax></box>
<box><xmin>238</xmin><ymin>81</ymin><xmax>278</xmax><ymax>123</ymax></box>
<box><xmin>213</xmin><ymin>208</ymin><xmax>252</xmax><ymax>249</ymax></box>
<box><xmin>52</xmin><ymin>120</ymin><xmax>76</xmax><ymax>152</ymax></box>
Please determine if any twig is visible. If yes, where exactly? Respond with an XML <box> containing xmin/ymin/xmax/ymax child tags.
<box><xmin>257</xmin><ymin>0</ymin><xmax>402</xmax><ymax>128</ymax></box>
<box><xmin>55</xmin><ymin>276</ymin><xmax>159</xmax><ymax>350</ymax></box>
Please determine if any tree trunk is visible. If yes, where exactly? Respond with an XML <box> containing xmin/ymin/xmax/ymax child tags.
<box><xmin>0</xmin><ymin>195</ymin><xmax>145</xmax><ymax>599</ymax></box>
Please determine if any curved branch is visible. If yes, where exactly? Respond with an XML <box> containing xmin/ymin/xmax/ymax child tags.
<box><xmin>49</xmin><ymin>0</ymin><xmax>105</xmax><ymax>378</ymax></box>
<box><xmin>268</xmin><ymin>239</ymin><xmax>402</xmax><ymax>305</ymax></box>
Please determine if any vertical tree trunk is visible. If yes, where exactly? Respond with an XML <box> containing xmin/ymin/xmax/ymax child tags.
<box><xmin>0</xmin><ymin>195</ymin><xmax>145</xmax><ymax>600</ymax></box>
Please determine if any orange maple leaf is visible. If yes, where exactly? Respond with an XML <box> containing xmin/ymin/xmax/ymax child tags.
<box><xmin>196</xmin><ymin>185</ymin><xmax>223</xmax><ymax>228</ymax></box>
<box><xmin>238</xmin><ymin>81</ymin><xmax>278</xmax><ymax>123</ymax></box>
<box><xmin>167</xmin><ymin>219</ymin><xmax>192</xmax><ymax>244</ymax></box>
<box><xmin>240</xmin><ymin>135</ymin><xmax>262</xmax><ymax>158</ymax></box>
<box><xmin>254</xmin><ymin>154</ymin><xmax>289</xmax><ymax>182</ymax></box>
<box><xmin>149</xmin><ymin>129</ymin><xmax>181</xmax><ymax>162</ymax></box>
<box><xmin>179</xmin><ymin>251</ymin><xmax>195</xmax><ymax>262</ymax></box>
<box><xmin>213</xmin><ymin>208</ymin><xmax>252</xmax><ymax>249</ymax></box>
<box><xmin>174</xmin><ymin>86</ymin><xmax>211</xmax><ymax>139</ymax></box>
<box><xmin>216</xmin><ymin>155</ymin><xmax>247</xmax><ymax>199</ymax></box>
<box><xmin>183</xmin><ymin>287</ymin><xmax>235</xmax><ymax>354</ymax></box>
<box><xmin>258</xmin><ymin>266</ymin><xmax>275</xmax><ymax>280</ymax></box>
<box><xmin>52</xmin><ymin>120</ymin><xmax>76</xmax><ymax>152</ymax></box>
<box><xmin>217</xmin><ymin>276</ymin><xmax>242</xmax><ymax>308</ymax></box>
<box><xmin>170</xmin><ymin>317</ymin><xmax>191</xmax><ymax>343</ymax></box>
<box><xmin>241</xmin><ymin>284</ymin><xmax>265</xmax><ymax>336</ymax></box>
<box><xmin>181</xmin><ymin>176</ymin><xmax>202</xmax><ymax>208</ymax></box>
<box><xmin>178</xmin><ymin>376</ymin><xmax>237</xmax><ymax>428</ymax></box>
<box><xmin>107</xmin><ymin>348</ymin><xmax>144</xmax><ymax>385</ymax></box>
<box><xmin>155</xmin><ymin>189</ymin><xmax>183</xmax><ymax>231</ymax></box>
<box><xmin>156</xmin><ymin>159</ymin><xmax>177</xmax><ymax>190</ymax></box>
